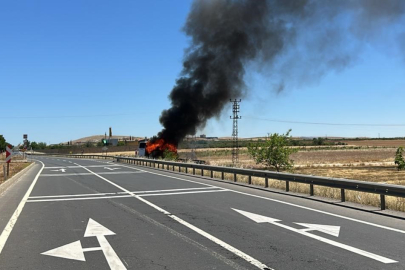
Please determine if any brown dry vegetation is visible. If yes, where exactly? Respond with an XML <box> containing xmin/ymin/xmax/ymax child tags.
<box><xmin>0</xmin><ymin>162</ymin><xmax>31</xmax><ymax>183</ymax></box>
<box><xmin>346</xmin><ymin>139</ymin><xmax>405</xmax><ymax>147</ymax></box>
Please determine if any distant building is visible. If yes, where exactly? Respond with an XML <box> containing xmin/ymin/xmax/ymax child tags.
<box><xmin>200</xmin><ymin>134</ymin><xmax>206</xmax><ymax>138</ymax></box>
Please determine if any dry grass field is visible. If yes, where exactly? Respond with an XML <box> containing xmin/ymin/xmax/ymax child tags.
<box><xmin>0</xmin><ymin>162</ymin><xmax>31</xmax><ymax>183</ymax></box>
<box><xmin>346</xmin><ymin>139</ymin><xmax>405</xmax><ymax>147</ymax></box>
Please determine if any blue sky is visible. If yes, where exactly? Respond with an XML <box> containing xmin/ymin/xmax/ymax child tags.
<box><xmin>1</xmin><ymin>0</ymin><xmax>404</xmax><ymax>146</ymax></box>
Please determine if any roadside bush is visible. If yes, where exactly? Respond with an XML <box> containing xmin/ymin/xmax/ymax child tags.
<box><xmin>395</xmin><ymin>146</ymin><xmax>405</xmax><ymax>171</ymax></box>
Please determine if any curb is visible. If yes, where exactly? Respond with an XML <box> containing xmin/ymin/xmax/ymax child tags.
<box><xmin>0</xmin><ymin>162</ymin><xmax>36</xmax><ymax>195</ymax></box>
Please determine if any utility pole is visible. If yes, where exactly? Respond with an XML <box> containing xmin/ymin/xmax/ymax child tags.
<box><xmin>230</xmin><ymin>99</ymin><xmax>241</xmax><ymax>165</ymax></box>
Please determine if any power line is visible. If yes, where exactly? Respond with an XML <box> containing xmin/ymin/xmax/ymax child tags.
<box><xmin>243</xmin><ymin>116</ymin><xmax>405</xmax><ymax>127</ymax></box>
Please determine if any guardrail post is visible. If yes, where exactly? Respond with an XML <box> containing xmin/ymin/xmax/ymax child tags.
<box><xmin>265</xmin><ymin>177</ymin><xmax>268</xmax><ymax>188</ymax></box>
<box><xmin>286</xmin><ymin>181</ymin><xmax>290</xmax><ymax>192</ymax></box>
<box><xmin>201</xmin><ymin>169</ymin><xmax>204</xmax><ymax>176</ymax></box>
<box><xmin>178</xmin><ymin>166</ymin><xmax>181</xmax><ymax>172</ymax></box>
<box><xmin>233</xmin><ymin>173</ymin><xmax>237</xmax><ymax>182</ymax></box>
<box><xmin>310</xmin><ymin>184</ymin><xmax>314</xmax><ymax>196</ymax></box>
<box><xmin>380</xmin><ymin>195</ymin><xmax>386</xmax><ymax>210</ymax></box>
<box><xmin>248</xmin><ymin>175</ymin><xmax>252</xmax><ymax>185</ymax></box>
<box><xmin>221</xmin><ymin>172</ymin><xmax>224</xmax><ymax>180</ymax></box>
<box><xmin>193</xmin><ymin>167</ymin><xmax>195</xmax><ymax>175</ymax></box>
<box><xmin>210</xmin><ymin>170</ymin><xmax>213</xmax><ymax>178</ymax></box>
<box><xmin>166</xmin><ymin>164</ymin><xmax>169</xmax><ymax>170</ymax></box>
<box><xmin>172</xmin><ymin>165</ymin><xmax>175</xmax><ymax>171</ymax></box>
<box><xmin>186</xmin><ymin>167</ymin><xmax>188</xmax><ymax>174</ymax></box>
<box><xmin>341</xmin><ymin>189</ymin><xmax>345</xmax><ymax>202</ymax></box>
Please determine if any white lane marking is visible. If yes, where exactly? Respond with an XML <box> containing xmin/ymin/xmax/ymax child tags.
<box><xmin>234</xmin><ymin>209</ymin><xmax>397</xmax><ymax>264</ymax></box>
<box><xmin>83</xmin><ymin>247</ymin><xmax>102</xmax><ymax>252</ymax></box>
<box><xmin>104</xmin><ymin>167</ymin><xmax>120</xmax><ymax>171</ymax></box>
<box><xmin>169</xmin><ymin>214</ymin><xmax>272</xmax><ymax>270</ymax></box>
<box><xmin>119</xmin><ymin>163</ymin><xmax>405</xmax><ymax>235</ymax></box>
<box><xmin>28</xmin><ymin>195</ymin><xmax>133</xmax><ymax>202</ymax></box>
<box><xmin>44</xmin><ymin>165</ymin><xmax>122</xmax><ymax>169</ymax></box>
<box><xmin>27</xmin><ymin>189</ymin><xmax>227</xmax><ymax>203</ymax></box>
<box><xmin>0</xmin><ymin>160</ymin><xmax>45</xmax><ymax>253</ymax></box>
<box><xmin>139</xmin><ymin>189</ymin><xmax>228</xmax><ymax>197</ymax></box>
<box><xmin>116</xmin><ymin>163</ymin><xmax>217</xmax><ymax>188</ymax></box>
<box><xmin>73</xmin><ymin>163</ymin><xmax>271</xmax><ymax>270</ymax></box>
<box><xmin>29</xmin><ymin>187</ymin><xmax>219</xmax><ymax>199</ymax></box>
<box><xmin>40</xmin><ymin>171</ymin><xmax>143</xmax><ymax>177</ymax></box>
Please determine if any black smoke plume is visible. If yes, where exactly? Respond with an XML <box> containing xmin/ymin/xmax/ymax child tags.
<box><xmin>156</xmin><ymin>0</ymin><xmax>405</xmax><ymax>145</ymax></box>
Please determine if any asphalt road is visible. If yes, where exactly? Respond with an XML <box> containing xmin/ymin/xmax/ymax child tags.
<box><xmin>0</xmin><ymin>156</ymin><xmax>405</xmax><ymax>270</ymax></box>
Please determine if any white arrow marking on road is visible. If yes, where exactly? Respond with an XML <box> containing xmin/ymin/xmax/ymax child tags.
<box><xmin>84</xmin><ymin>218</ymin><xmax>115</xmax><ymax>237</ymax></box>
<box><xmin>295</xmin><ymin>223</ymin><xmax>340</xmax><ymax>237</ymax></box>
<box><xmin>84</xmin><ymin>219</ymin><xmax>126</xmax><ymax>270</ymax></box>
<box><xmin>41</xmin><ymin>240</ymin><xmax>86</xmax><ymax>261</ymax></box>
<box><xmin>233</xmin><ymin>209</ymin><xmax>397</xmax><ymax>264</ymax></box>
<box><xmin>42</xmin><ymin>219</ymin><xmax>126</xmax><ymax>270</ymax></box>
<box><xmin>50</xmin><ymin>168</ymin><xmax>66</xmax><ymax>173</ymax></box>
<box><xmin>104</xmin><ymin>167</ymin><xmax>120</xmax><ymax>171</ymax></box>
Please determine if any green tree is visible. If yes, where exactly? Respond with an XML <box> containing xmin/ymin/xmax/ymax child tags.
<box><xmin>248</xmin><ymin>129</ymin><xmax>297</xmax><ymax>172</ymax></box>
<box><xmin>31</xmin><ymin>141</ymin><xmax>39</xmax><ymax>150</ymax></box>
<box><xmin>0</xmin><ymin>135</ymin><xmax>6</xmax><ymax>152</ymax></box>
<box><xmin>117</xmin><ymin>141</ymin><xmax>125</xmax><ymax>146</ymax></box>
<box><xmin>37</xmin><ymin>142</ymin><xmax>47</xmax><ymax>149</ymax></box>
<box><xmin>163</xmin><ymin>149</ymin><xmax>178</xmax><ymax>161</ymax></box>
<box><xmin>395</xmin><ymin>146</ymin><xmax>405</xmax><ymax>171</ymax></box>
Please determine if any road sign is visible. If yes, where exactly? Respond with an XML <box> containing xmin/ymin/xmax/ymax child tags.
<box><xmin>5</xmin><ymin>145</ymin><xmax>12</xmax><ymax>163</ymax></box>
<box><xmin>233</xmin><ymin>208</ymin><xmax>397</xmax><ymax>264</ymax></box>
<box><xmin>102</xmin><ymin>146</ymin><xmax>108</xmax><ymax>151</ymax></box>
<box><xmin>42</xmin><ymin>218</ymin><xmax>126</xmax><ymax>269</ymax></box>
<box><xmin>23</xmin><ymin>134</ymin><xmax>27</xmax><ymax>139</ymax></box>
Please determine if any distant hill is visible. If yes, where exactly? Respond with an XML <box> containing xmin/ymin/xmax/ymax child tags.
<box><xmin>64</xmin><ymin>135</ymin><xmax>144</xmax><ymax>145</ymax></box>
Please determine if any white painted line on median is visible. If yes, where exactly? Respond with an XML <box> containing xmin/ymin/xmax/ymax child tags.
<box><xmin>118</xmin><ymin>163</ymin><xmax>405</xmax><ymax>235</ymax></box>
<box><xmin>0</xmin><ymin>160</ymin><xmax>45</xmax><ymax>254</ymax></box>
<box><xmin>73</xmin><ymin>163</ymin><xmax>271</xmax><ymax>270</ymax></box>
<box><xmin>44</xmin><ymin>165</ymin><xmax>122</xmax><ymax>169</ymax></box>
<box><xmin>28</xmin><ymin>187</ymin><xmax>219</xmax><ymax>199</ymax></box>
<box><xmin>27</xmin><ymin>189</ymin><xmax>227</xmax><ymax>202</ymax></box>
<box><xmin>40</xmin><ymin>171</ymin><xmax>143</xmax><ymax>177</ymax></box>
<box><xmin>138</xmin><ymin>189</ymin><xmax>228</xmax><ymax>197</ymax></box>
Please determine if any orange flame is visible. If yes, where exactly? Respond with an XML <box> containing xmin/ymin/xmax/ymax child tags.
<box><xmin>146</xmin><ymin>139</ymin><xmax>177</xmax><ymax>155</ymax></box>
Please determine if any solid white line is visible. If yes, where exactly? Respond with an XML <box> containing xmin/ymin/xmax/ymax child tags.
<box><xmin>139</xmin><ymin>189</ymin><xmax>228</xmax><ymax>197</ymax></box>
<box><xmin>118</xmin><ymin>163</ymin><xmax>405</xmax><ymax>235</ymax></box>
<box><xmin>0</xmin><ymin>160</ymin><xmax>45</xmax><ymax>254</ymax></box>
<box><xmin>28</xmin><ymin>187</ymin><xmax>219</xmax><ymax>199</ymax></box>
<box><xmin>73</xmin><ymin>163</ymin><xmax>270</xmax><ymax>269</ymax></box>
<box><xmin>27</xmin><ymin>189</ymin><xmax>226</xmax><ymax>202</ymax></box>
<box><xmin>27</xmin><ymin>195</ymin><xmax>133</xmax><ymax>202</ymax></box>
<box><xmin>44</xmin><ymin>165</ymin><xmax>122</xmax><ymax>169</ymax></box>
<box><xmin>40</xmin><ymin>171</ymin><xmax>143</xmax><ymax>177</ymax></box>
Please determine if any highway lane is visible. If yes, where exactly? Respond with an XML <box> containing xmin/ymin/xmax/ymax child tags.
<box><xmin>0</xmin><ymin>156</ymin><xmax>405</xmax><ymax>269</ymax></box>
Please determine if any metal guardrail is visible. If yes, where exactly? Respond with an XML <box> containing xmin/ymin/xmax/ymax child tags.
<box><xmin>31</xmin><ymin>154</ymin><xmax>405</xmax><ymax>210</ymax></box>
